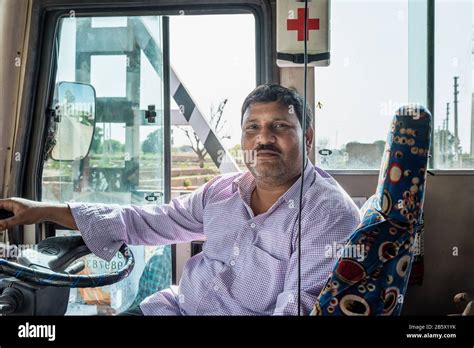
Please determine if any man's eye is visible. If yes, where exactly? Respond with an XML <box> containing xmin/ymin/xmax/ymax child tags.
<box><xmin>274</xmin><ymin>123</ymin><xmax>288</xmax><ymax>129</ymax></box>
<box><xmin>246</xmin><ymin>124</ymin><xmax>258</xmax><ymax>130</ymax></box>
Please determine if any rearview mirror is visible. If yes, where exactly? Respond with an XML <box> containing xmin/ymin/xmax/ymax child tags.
<box><xmin>51</xmin><ymin>82</ymin><xmax>96</xmax><ymax>161</ymax></box>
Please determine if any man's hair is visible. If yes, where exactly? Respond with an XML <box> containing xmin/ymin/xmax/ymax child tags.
<box><xmin>241</xmin><ymin>84</ymin><xmax>313</xmax><ymax>130</ymax></box>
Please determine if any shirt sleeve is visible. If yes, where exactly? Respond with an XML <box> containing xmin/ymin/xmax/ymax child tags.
<box><xmin>272</xmin><ymin>203</ymin><xmax>360</xmax><ymax>316</ymax></box>
<box><xmin>67</xmin><ymin>176</ymin><xmax>221</xmax><ymax>262</ymax></box>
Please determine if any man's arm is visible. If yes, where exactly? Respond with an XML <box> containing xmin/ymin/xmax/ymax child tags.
<box><xmin>68</xmin><ymin>189</ymin><xmax>210</xmax><ymax>261</ymax></box>
<box><xmin>0</xmin><ymin>176</ymin><xmax>220</xmax><ymax>262</ymax></box>
<box><xmin>272</xmin><ymin>206</ymin><xmax>360</xmax><ymax>315</ymax></box>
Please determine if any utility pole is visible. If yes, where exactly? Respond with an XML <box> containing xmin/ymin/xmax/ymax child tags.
<box><xmin>445</xmin><ymin>102</ymin><xmax>450</xmax><ymax>161</ymax></box>
<box><xmin>438</xmin><ymin>125</ymin><xmax>443</xmax><ymax>164</ymax></box>
<box><xmin>446</xmin><ymin>102</ymin><xmax>450</xmax><ymax>132</ymax></box>
<box><xmin>453</xmin><ymin>76</ymin><xmax>460</xmax><ymax>164</ymax></box>
<box><xmin>453</xmin><ymin>77</ymin><xmax>459</xmax><ymax>141</ymax></box>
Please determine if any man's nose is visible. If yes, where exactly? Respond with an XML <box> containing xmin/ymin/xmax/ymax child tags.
<box><xmin>256</xmin><ymin>127</ymin><xmax>276</xmax><ymax>144</ymax></box>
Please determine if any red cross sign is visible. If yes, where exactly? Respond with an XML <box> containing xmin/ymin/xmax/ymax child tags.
<box><xmin>287</xmin><ymin>8</ymin><xmax>320</xmax><ymax>41</ymax></box>
<box><xmin>277</xmin><ymin>0</ymin><xmax>330</xmax><ymax>67</ymax></box>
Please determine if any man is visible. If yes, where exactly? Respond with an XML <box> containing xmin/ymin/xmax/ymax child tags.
<box><xmin>0</xmin><ymin>84</ymin><xmax>360</xmax><ymax>315</ymax></box>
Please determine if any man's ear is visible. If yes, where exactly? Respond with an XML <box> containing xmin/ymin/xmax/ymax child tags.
<box><xmin>305</xmin><ymin>127</ymin><xmax>314</xmax><ymax>153</ymax></box>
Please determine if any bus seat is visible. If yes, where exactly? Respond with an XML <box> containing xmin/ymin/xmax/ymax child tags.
<box><xmin>311</xmin><ymin>105</ymin><xmax>432</xmax><ymax>316</ymax></box>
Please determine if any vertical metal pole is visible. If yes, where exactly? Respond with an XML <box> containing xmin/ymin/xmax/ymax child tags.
<box><xmin>162</xmin><ymin>16</ymin><xmax>176</xmax><ymax>285</ymax></box>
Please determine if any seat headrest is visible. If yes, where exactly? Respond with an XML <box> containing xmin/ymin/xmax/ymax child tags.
<box><xmin>375</xmin><ymin>105</ymin><xmax>432</xmax><ymax>225</ymax></box>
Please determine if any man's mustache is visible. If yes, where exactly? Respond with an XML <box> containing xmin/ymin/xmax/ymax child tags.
<box><xmin>254</xmin><ymin>143</ymin><xmax>281</xmax><ymax>154</ymax></box>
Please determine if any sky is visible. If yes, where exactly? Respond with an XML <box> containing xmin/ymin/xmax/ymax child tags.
<box><xmin>55</xmin><ymin>0</ymin><xmax>473</xmax><ymax>156</ymax></box>
<box><xmin>316</xmin><ymin>0</ymin><xmax>473</xmax><ymax>153</ymax></box>
<box><xmin>434</xmin><ymin>0</ymin><xmax>473</xmax><ymax>153</ymax></box>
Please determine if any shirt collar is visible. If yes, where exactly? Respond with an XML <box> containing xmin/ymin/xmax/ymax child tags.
<box><xmin>232</xmin><ymin>159</ymin><xmax>316</xmax><ymax>204</ymax></box>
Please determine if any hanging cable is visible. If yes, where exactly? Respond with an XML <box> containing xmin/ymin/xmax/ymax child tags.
<box><xmin>297</xmin><ymin>0</ymin><xmax>309</xmax><ymax>316</ymax></box>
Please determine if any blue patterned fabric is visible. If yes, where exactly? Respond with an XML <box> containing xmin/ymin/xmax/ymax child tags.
<box><xmin>311</xmin><ymin>105</ymin><xmax>432</xmax><ymax>316</ymax></box>
<box><xmin>131</xmin><ymin>245</ymin><xmax>172</xmax><ymax>307</ymax></box>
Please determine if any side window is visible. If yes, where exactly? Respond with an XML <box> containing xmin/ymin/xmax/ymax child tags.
<box><xmin>42</xmin><ymin>12</ymin><xmax>257</xmax><ymax>314</ymax></box>
<box><xmin>169</xmin><ymin>14</ymin><xmax>256</xmax><ymax>196</ymax></box>
<box><xmin>42</xmin><ymin>16</ymin><xmax>169</xmax><ymax>315</ymax></box>
<box><xmin>168</xmin><ymin>13</ymin><xmax>256</xmax><ymax>281</ymax></box>
<box><xmin>314</xmin><ymin>0</ymin><xmax>420</xmax><ymax>170</ymax></box>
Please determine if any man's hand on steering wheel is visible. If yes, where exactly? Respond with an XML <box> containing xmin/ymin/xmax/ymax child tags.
<box><xmin>0</xmin><ymin>198</ymin><xmax>135</xmax><ymax>289</ymax></box>
<box><xmin>0</xmin><ymin>198</ymin><xmax>78</xmax><ymax>230</ymax></box>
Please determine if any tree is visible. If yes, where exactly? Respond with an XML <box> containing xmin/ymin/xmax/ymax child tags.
<box><xmin>142</xmin><ymin>129</ymin><xmax>164</xmax><ymax>154</ymax></box>
<box><xmin>103</xmin><ymin>139</ymin><xmax>125</xmax><ymax>153</ymax></box>
<box><xmin>178</xmin><ymin>99</ymin><xmax>229</xmax><ymax>168</ymax></box>
<box><xmin>316</xmin><ymin>136</ymin><xmax>330</xmax><ymax>149</ymax></box>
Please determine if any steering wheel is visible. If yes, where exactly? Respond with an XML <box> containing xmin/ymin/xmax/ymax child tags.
<box><xmin>0</xmin><ymin>209</ymin><xmax>135</xmax><ymax>288</ymax></box>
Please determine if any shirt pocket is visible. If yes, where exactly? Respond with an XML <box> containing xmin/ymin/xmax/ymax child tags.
<box><xmin>230</xmin><ymin>243</ymin><xmax>288</xmax><ymax>314</ymax></box>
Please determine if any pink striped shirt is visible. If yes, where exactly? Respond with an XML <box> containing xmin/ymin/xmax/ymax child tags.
<box><xmin>68</xmin><ymin>161</ymin><xmax>360</xmax><ymax>315</ymax></box>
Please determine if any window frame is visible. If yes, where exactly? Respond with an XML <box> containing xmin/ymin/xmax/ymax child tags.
<box><xmin>15</xmin><ymin>0</ymin><xmax>269</xmax><ymax>287</ymax></box>
<box><xmin>318</xmin><ymin>0</ymin><xmax>474</xmax><ymax>175</ymax></box>
<box><xmin>428</xmin><ymin>0</ymin><xmax>474</xmax><ymax>173</ymax></box>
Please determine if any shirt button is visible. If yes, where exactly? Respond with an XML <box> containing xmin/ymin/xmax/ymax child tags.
<box><xmin>288</xmin><ymin>200</ymin><xmax>295</xmax><ymax>209</ymax></box>
<box><xmin>102</xmin><ymin>247</ymin><xmax>108</xmax><ymax>251</ymax></box>
<box><xmin>250</xmin><ymin>223</ymin><xmax>256</xmax><ymax>228</ymax></box>
<box><xmin>230</xmin><ymin>260</ymin><xmax>236</xmax><ymax>266</ymax></box>
<box><xmin>233</xmin><ymin>246</ymin><xmax>240</xmax><ymax>256</ymax></box>
<box><xmin>213</xmin><ymin>285</ymin><xmax>219</xmax><ymax>291</ymax></box>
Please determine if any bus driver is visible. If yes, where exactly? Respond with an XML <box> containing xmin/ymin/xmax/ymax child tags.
<box><xmin>0</xmin><ymin>84</ymin><xmax>360</xmax><ymax>316</ymax></box>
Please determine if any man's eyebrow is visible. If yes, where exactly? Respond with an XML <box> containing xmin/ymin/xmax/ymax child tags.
<box><xmin>243</xmin><ymin>116</ymin><xmax>292</xmax><ymax>124</ymax></box>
